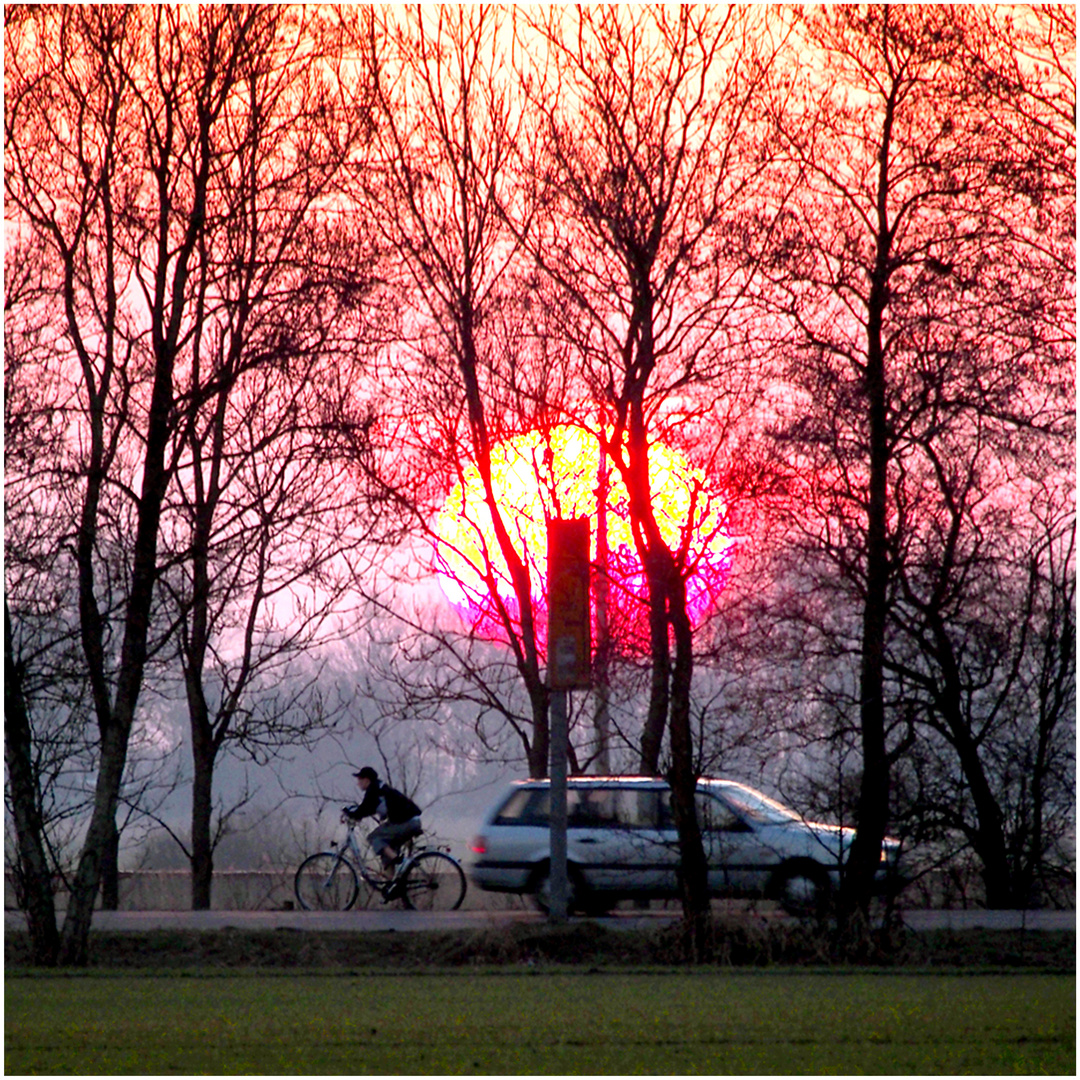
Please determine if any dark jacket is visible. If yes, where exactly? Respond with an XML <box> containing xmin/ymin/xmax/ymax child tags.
<box><xmin>347</xmin><ymin>780</ymin><xmax>421</xmax><ymax>825</ymax></box>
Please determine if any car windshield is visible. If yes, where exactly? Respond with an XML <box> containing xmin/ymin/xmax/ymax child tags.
<box><xmin>716</xmin><ymin>783</ymin><xmax>802</xmax><ymax>825</ymax></box>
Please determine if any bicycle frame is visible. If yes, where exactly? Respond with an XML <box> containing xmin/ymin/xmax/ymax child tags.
<box><xmin>334</xmin><ymin>818</ymin><xmax>421</xmax><ymax>890</ymax></box>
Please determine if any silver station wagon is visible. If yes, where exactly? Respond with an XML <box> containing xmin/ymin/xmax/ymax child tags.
<box><xmin>468</xmin><ymin>776</ymin><xmax>902</xmax><ymax>915</ymax></box>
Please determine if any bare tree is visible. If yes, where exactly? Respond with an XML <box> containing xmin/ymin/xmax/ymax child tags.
<box><xmin>4</xmin><ymin>6</ymin><xmax>381</xmax><ymax>958</ymax></box>
<box><xmin>5</xmin><ymin>236</ymin><xmax>183</xmax><ymax>927</ymax></box>
<box><xmin>4</xmin><ymin>212</ymin><xmax>79</xmax><ymax>961</ymax></box>
<box><xmin>518</xmin><ymin>5</ymin><xmax>783</xmax><ymax>948</ymax></box>
<box><xmin>151</xmin><ymin>6</ymin><xmax>379</xmax><ymax>910</ymax></box>
<box><xmin>765</xmin><ymin>4</ymin><xmax>1074</xmax><ymax>924</ymax></box>
<box><xmin>6</xmin><ymin>4</ymin><xmax>236</xmax><ymax>962</ymax></box>
<box><xmin>5</xmin><ymin>606</ymin><xmax>61</xmax><ymax>964</ymax></box>
<box><xmin>344</xmin><ymin>6</ymin><xmax>559</xmax><ymax>777</ymax></box>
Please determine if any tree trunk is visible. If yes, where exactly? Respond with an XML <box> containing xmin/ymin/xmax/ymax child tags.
<box><xmin>59</xmin><ymin>724</ymin><xmax>128</xmax><ymax>965</ymax></box>
<box><xmin>928</xmin><ymin>613</ymin><xmax>1015</xmax><ymax>907</ymax></box>
<box><xmin>4</xmin><ymin>606</ymin><xmax>60</xmax><ymax>966</ymax></box>
<box><xmin>182</xmin><ymin>531</ymin><xmax>217</xmax><ymax>911</ymax></box>
<box><xmin>840</xmin><ymin>83</ymin><xmax>897</xmax><ymax>931</ymax></box>
<box><xmin>526</xmin><ymin>685</ymin><xmax>550</xmax><ymax>779</ymax></box>
<box><xmin>667</xmin><ymin>573</ymin><xmax>712</xmax><ymax>959</ymax></box>
<box><xmin>99</xmin><ymin>818</ymin><xmax>120</xmax><ymax>910</ymax></box>
<box><xmin>638</xmin><ymin>567</ymin><xmax>670</xmax><ymax>775</ymax></box>
<box><xmin>628</xmin><ymin>375</ymin><xmax>669</xmax><ymax>778</ymax></box>
<box><xmin>842</xmin><ymin>331</ymin><xmax>890</xmax><ymax>924</ymax></box>
<box><xmin>593</xmin><ymin>451</ymin><xmax>612</xmax><ymax>774</ymax></box>
<box><xmin>60</xmin><ymin>340</ymin><xmax>177</xmax><ymax>964</ymax></box>
<box><xmin>190</xmin><ymin>723</ymin><xmax>216</xmax><ymax>910</ymax></box>
<box><xmin>617</xmin><ymin>299</ymin><xmax>710</xmax><ymax>945</ymax></box>
<box><xmin>944</xmin><ymin>723</ymin><xmax>1013</xmax><ymax>907</ymax></box>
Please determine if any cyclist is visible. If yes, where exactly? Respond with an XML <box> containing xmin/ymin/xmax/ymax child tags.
<box><xmin>345</xmin><ymin>766</ymin><xmax>422</xmax><ymax>878</ymax></box>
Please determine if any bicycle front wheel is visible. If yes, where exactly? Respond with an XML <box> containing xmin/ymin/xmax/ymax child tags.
<box><xmin>294</xmin><ymin>852</ymin><xmax>360</xmax><ymax>911</ymax></box>
<box><xmin>400</xmin><ymin>850</ymin><xmax>467</xmax><ymax>912</ymax></box>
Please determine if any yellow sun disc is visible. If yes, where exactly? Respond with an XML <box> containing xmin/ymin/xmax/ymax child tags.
<box><xmin>433</xmin><ymin>425</ymin><xmax>734</xmax><ymax>643</ymax></box>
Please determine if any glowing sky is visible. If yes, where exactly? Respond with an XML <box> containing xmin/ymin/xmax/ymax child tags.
<box><xmin>433</xmin><ymin>425</ymin><xmax>735</xmax><ymax>649</ymax></box>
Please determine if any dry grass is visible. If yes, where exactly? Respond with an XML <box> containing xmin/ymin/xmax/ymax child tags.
<box><xmin>5</xmin><ymin>918</ymin><xmax>1074</xmax><ymax>972</ymax></box>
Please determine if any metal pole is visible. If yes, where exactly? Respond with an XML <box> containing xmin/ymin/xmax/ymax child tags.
<box><xmin>594</xmin><ymin>443</ymin><xmax>611</xmax><ymax>774</ymax></box>
<box><xmin>547</xmin><ymin>516</ymin><xmax>588</xmax><ymax>924</ymax></box>
<box><xmin>549</xmin><ymin>687</ymin><xmax>569</xmax><ymax>922</ymax></box>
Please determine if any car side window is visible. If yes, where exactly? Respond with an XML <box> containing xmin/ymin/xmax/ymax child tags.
<box><xmin>696</xmin><ymin>792</ymin><xmax>747</xmax><ymax>832</ymax></box>
<box><xmin>503</xmin><ymin>788</ymin><xmax>587</xmax><ymax>826</ymax></box>
<box><xmin>495</xmin><ymin>789</ymin><xmax>553</xmax><ymax>825</ymax></box>
<box><xmin>569</xmin><ymin>788</ymin><xmax>616</xmax><ymax>827</ymax></box>
<box><xmin>567</xmin><ymin>787</ymin><xmax>666</xmax><ymax>828</ymax></box>
<box><xmin>657</xmin><ymin>790</ymin><xmax>675</xmax><ymax>830</ymax></box>
<box><xmin>493</xmin><ymin>789</ymin><xmax>534</xmax><ymax>823</ymax></box>
<box><xmin>529</xmin><ymin>789</ymin><xmax>551</xmax><ymax>824</ymax></box>
<box><xmin>494</xmin><ymin>786</ymin><xmax>669</xmax><ymax>828</ymax></box>
<box><xmin>614</xmin><ymin>788</ymin><xmax>661</xmax><ymax>828</ymax></box>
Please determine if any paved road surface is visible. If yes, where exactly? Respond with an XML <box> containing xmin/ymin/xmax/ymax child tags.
<box><xmin>5</xmin><ymin>907</ymin><xmax>1074</xmax><ymax>934</ymax></box>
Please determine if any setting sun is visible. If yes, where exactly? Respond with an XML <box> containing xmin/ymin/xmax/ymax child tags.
<box><xmin>432</xmin><ymin>425</ymin><xmax>735</xmax><ymax>648</ymax></box>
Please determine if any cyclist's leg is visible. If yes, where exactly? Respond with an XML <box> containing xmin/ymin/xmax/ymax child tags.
<box><xmin>371</xmin><ymin>818</ymin><xmax>422</xmax><ymax>873</ymax></box>
<box><xmin>368</xmin><ymin>823</ymin><xmax>396</xmax><ymax>876</ymax></box>
<box><xmin>392</xmin><ymin>816</ymin><xmax>423</xmax><ymax>854</ymax></box>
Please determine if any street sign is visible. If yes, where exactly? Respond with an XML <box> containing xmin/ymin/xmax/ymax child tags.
<box><xmin>547</xmin><ymin>517</ymin><xmax>591</xmax><ymax>689</ymax></box>
<box><xmin>546</xmin><ymin>517</ymin><xmax>590</xmax><ymax>923</ymax></box>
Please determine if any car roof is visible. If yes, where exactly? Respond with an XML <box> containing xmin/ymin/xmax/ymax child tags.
<box><xmin>507</xmin><ymin>776</ymin><xmax>739</xmax><ymax>788</ymax></box>
<box><xmin>503</xmin><ymin>776</ymin><xmax>785</xmax><ymax>802</ymax></box>
<box><xmin>506</xmin><ymin>776</ymin><xmax>662</xmax><ymax>792</ymax></box>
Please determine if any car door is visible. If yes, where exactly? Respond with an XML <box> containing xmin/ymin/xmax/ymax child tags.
<box><xmin>698</xmin><ymin>790</ymin><xmax>778</xmax><ymax>895</ymax></box>
<box><xmin>566</xmin><ymin>786</ymin><xmax>617</xmax><ymax>889</ymax></box>
<box><xmin>609</xmin><ymin>786</ymin><xmax>679</xmax><ymax>894</ymax></box>
<box><xmin>648</xmin><ymin>788</ymin><xmax>694</xmax><ymax>896</ymax></box>
<box><xmin>568</xmin><ymin>785</ymin><xmax>679</xmax><ymax>896</ymax></box>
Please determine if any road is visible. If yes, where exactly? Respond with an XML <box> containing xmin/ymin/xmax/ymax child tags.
<box><xmin>5</xmin><ymin>907</ymin><xmax>1074</xmax><ymax>934</ymax></box>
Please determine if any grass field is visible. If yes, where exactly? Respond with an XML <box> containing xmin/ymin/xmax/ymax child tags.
<box><xmin>6</xmin><ymin>970</ymin><xmax>1074</xmax><ymax>1075</ymax></box>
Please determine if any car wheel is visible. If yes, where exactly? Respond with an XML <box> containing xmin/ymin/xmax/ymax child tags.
<box><xmin>530</xmin><ymin>861</ymin><xmax>588</xmax><ymax>915</ymax></box>
<box><xmin>773</xmin><ymin>861</ymin><xmax>831</xmax><ymax>918</ymax></box>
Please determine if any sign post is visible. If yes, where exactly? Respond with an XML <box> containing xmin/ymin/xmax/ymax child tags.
<box><xmin>548</xmin><ymin>687</ymin><xmax>569</xmax><ymax>922</ymax></box>
<box><xmin>547</xmin><ymin>518</ymin><xmax>591</xmax><ymax>923</ymax></box>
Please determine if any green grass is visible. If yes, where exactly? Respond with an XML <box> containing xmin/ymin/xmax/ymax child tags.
<box><xmin>6</xmin><ymin>971</ymin><xmax>1074</xmax><ymax>1074</ymax></box>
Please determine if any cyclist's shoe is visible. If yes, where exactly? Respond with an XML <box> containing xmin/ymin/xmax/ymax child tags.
<box><xmin>381</xmin><ymin>879</ymin><xmax>403</xmax><ymax>903</ymax></box>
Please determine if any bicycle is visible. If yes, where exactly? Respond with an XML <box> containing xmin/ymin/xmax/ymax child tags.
<box><xmin>294</xmin><ymin>812</ymin><xmax>467</xmax><ymax>912</ymax></box>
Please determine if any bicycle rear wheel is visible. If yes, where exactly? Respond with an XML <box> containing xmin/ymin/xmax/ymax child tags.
<box><xmin>400</xmin><ymin>850</ymin><xmax>467</xmax><ymax>912</ymax></box>
<box><xmin>294</xmin><ymin>852</ymin><xmax>360</xmax><ymax>911</ymax></box>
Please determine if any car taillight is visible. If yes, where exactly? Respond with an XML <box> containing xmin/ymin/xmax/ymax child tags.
<box><xmin>470</xmin><ymin>835</ymin><xmax>487</xmax><ymax>855</ymax></box>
